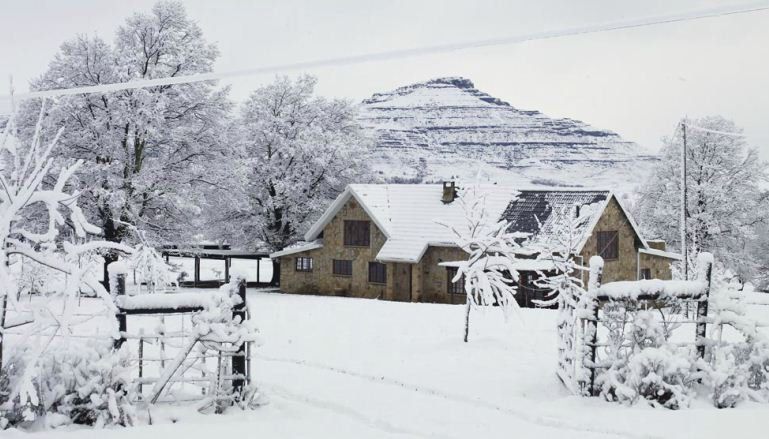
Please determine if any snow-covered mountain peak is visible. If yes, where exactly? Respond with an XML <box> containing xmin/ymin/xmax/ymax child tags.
<box><xmin>356</xmin><ymin>77</ymin><xmax>658</xmax><ymax>191</ymax></box>
<box><xmin>362</xmin><ymin>77</ymin><xmax>512</xmax><ymax>108</ymax></box>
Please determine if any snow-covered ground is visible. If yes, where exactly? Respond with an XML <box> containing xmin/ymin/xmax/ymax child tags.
<box><xmin>6</xmin><ymin>290</ymin><xmax>769</xmax><ymax>438</ymax></box>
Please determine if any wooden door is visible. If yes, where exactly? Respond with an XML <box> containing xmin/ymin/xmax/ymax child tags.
<box><xmin>392</xmin><ymin>263</ymin><xmax>412</xmax><ymax>302</ymax></box>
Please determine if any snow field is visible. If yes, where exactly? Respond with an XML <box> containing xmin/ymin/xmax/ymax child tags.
<box><xmin>5</xmin><ymin>290</ymin><xmax>769</xmax><ymax>438</ymax></box>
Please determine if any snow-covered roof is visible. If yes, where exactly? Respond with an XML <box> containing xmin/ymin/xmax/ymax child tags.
<box><xmin>639</xmin><ymin>247</ymin><xmax>682</xmax><ymax>261</ymax></box>
<box><xmin>269</xmin><ymin>240</ymin><xmax>324</xmax><ymax>258</ymax></box>
<box><xmin>299</xmin><ymin>184</ymin><xmax>648</xmax><ymax>263</ymax></box>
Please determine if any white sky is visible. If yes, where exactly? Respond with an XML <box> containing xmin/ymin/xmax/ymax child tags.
<box><xmin>1</xmin><ymin>0</ymin><xmax>767</xmax><ymax>157</ymax></box>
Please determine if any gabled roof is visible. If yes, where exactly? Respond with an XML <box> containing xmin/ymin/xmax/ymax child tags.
<box><xmin>500</xmin><ymin>189</ymin><xmax>648</xmax><ymax>252</ymax></box>
<box><xmin>502</xmin><ymin>190</ymin><xmax>609</xmax><ymax>250</ymax></box>
<box><xmin>296</xmin><ymin>184</ymin><xmax>650</xmax><ymax>263</ymax></box>
<box><xmin>305</xmin><ymin>184</ymin><xmax>514</xmax><ymax>262</ymax></box>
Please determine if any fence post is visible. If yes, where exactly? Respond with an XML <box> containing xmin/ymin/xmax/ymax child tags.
<box><xmin>695</xmin><ymin>255</ymin><xmax>713</xmax><ymax>359</ymax></box>
<box><xmin>138</xmin><ymin>328</ymin><xmax>145</xmax><ymax>399</ymax></box>
<box><xmin>0</xmin><ymin>295</ymin><xmax>7</xmax><ymax>371</ymax></box>
<box><xmin>232</xmin><ymin>278</ymin><xmax>247</xmax><ymax>395</ymax></box>
<box><xmin>114</xmin><ymin>273</ymin><xmax>127</xmax><ymax>349</ymax></box>
<box><xmin>586</xmin><ymin>256</ymin><xmax>603</xmax><ymax>396</ymax></box>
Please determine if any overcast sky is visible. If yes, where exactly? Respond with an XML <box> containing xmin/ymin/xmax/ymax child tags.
<box><xmin>1</xmin><ymin>0</ymin><xmax>767</xmax><ymax>157</ymax></box>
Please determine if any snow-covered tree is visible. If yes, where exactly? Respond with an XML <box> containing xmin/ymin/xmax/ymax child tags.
<box><xmin>0</xmin><ymin>108</ymin><xmax>133</xmax><ymax>427</ymax></box>
<box><xmin>440</xmin><ymin>184</ymin><xmax>526</xmax><ymax>342</ymax></box>
<box><xmin>17</xmin><ymin>1</ymin><xmax>230</xmax><ymax>282</ymax></box>
<box><xmin>635</xmin><ymin>116</ymin><xmax>768</xmax><ymax>281</ymax></box>
<box><xmin>208</xmin><ymin>75</ymin><xmax>372</xmax><ymax>251</ymax></box>
<box><xmin>126</xmin><ymin>244</ymin><xmax>176</xmax><ymax>294</ymax></box>
<box><xmin>533</xmin><ymin>204</ymin><xmax>598</xmax><ymax>307</ymax></box>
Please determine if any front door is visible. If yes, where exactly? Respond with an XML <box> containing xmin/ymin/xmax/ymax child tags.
<box><xmin>392</xmin><ymin>263</ymin><xmax>412</xmax><ymax>302</ymax></box>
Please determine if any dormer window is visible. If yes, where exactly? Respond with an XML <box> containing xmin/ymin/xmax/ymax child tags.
<box><xmin>344</xmin><ymin>220</ymin><xmax>370</xmax><ymax>247</ymax></box>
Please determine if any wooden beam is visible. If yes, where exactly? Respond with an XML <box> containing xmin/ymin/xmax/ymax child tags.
<box><xmin>194</xmin><ymin>256</ymin><xmax>200</xmax><ymax>287</ymax></box>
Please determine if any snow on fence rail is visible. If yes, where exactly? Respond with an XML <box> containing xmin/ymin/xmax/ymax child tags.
<box><xmin>557</xmin><ymin>254</ymin><xmax>713</xmax><ymax>396</ymax></box>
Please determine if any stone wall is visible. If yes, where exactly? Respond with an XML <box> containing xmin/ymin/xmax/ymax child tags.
<box><xmin>415</xmin><ymin>246</ymin><xmax>469</xmax><ymax>304</ymax></box>
<box><xmin>579</xmin><ymin>197</ymin><xmax>642</xmax><ymax>284</ymax></box>
<box><xmin>278</xmin><ymin>197</ymin><xmax>388</xmax><ymax>299</ymax></box>
<box><xmin>639</xmin><ymin>253</ymin><xmax>674</xmax><ymax>280</ymax></box>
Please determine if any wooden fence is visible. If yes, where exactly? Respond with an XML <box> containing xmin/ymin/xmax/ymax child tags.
<box><xmin>113</xmin><ymin>274</ymin><xmax>253</xmax><ymax>407</ymax></box>
<box><xmin>557</xmin><ymin>255</ymin><xmax>713</xmax><ymax>396</ymax></box>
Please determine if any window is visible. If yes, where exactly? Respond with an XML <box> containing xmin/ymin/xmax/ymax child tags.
<box><xmin>295</xmin><ymin>257</ymin><xmax>313</xmax><ymax>272</ymax></box>
<box><xmin>640</xmin><ymin>268</ymin><xmax>652</xmax><ymax>280</ymax></box>
<box><xmin>597</xmin><ymin>231</ymin><xmax>619</xmax><ymax>260</ymax></box>
<box><xmin>333</xmin><ymin>259</ymin><xmax>353</xmax><ymax>276</ymax></box>
<box><xmin>344</xmin><ymin>220</ymin><xmax>370</xmax><ymax>247</ymax></box>
<box><xmin>368</xmin><ymin>262</ymin><xmax>387</xmax><ymax>284</ymax></box>
<box><xmin>447</xmin><ymin>267</ymin><xmax>465</xmax><ymax>295</ymax></box>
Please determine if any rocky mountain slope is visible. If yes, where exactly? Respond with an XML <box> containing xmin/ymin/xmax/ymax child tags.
<box><xmin>356</xmin><ymin>77</ymin><xmax>658</xmax><ymax>191</ymax></box>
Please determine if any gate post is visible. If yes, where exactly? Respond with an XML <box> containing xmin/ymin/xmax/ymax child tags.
<box><xmin>232</xmin><ymin>278</ymin><xmax>247</xmax><ymax>395</ymax></box>
<box><xmin>114</xmin><ymin>273</ymin><xmax>127</xmax><ymax>349</ymax></box>
<box><xmin>586</xmin><ymin>256</ymin><xmax>603</xmax><ymax>396</ymax></box>
<box><xmin>695</xmin><ymin>253</ymin><xmax>713</xmax><ymax>359</ymax></box>
<box><xmin>0</xmin><ymin>295</ymin><xmax>7</xmax><ymax>371</ymax></box>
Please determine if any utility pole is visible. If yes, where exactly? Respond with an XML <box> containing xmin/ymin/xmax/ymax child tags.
<box><xmin>680</xmin><ymin>120</ymin><xmax>688</xmax><ymax>281</ymax></box>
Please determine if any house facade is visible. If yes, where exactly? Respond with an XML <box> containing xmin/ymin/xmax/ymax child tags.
<box><xmin>271</xmin><ymin>183</ymin><xmax>681</xmax><ymax>306</ymax></box>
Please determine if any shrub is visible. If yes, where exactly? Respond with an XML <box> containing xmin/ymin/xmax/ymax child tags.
<box><xmin>0</xmin><ymin>340</ymin><xmax>135</xmax><ymax>429</ymax></box>
<box><xmin>600</xmin><ymin>345</ymin><xmax>695</xmax><ymax>409</ymax></box>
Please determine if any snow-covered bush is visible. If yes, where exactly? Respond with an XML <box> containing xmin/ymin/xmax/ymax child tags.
<box><xmin>696</xmin><ymin>272</ymin><xmax>769</xmax><ymax>407</ymax></box>
<box><xmin>0</xmin><ymin>341</ymin><xmax>134</xmax><ymax>429</ymax></box>
<box><xmin>0</xmin><ymin>107</ymin><xmax>133</xmax><ymax>429</ymax></box>
<box><xmin>126</xmin><ymin>244</ymin><xmax>176</xmax><ymax>294</ymax></box>
<box><xmin>598</xmin><ymin>306</ymin><xmax>697</xmax><ymax>409</ymax></box>
<box><xmin>601</xmin><ymin>345</ymin><xmax>695</xmax><ymax>409</ymax></box>
<box><xmin>593</xmin><ymin>258</ymin><xmax>769</xmax><ymax>409</ymax></box>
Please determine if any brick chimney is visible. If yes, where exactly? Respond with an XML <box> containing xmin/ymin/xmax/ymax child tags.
<box><xmin>442</xmin><ymin>181</ymin><xmax>457</xmax><ymax>203</ymax></box>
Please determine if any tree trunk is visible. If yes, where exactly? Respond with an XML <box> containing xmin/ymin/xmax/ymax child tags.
<box><xmin>464</xmin><ymin>298</ymin><xmax>471</xmax><ymax>343</ymax></box>
<box><xmin>102</xmin><ymin>252</ymin><xmax>119</xmax><ymax>292</ymax></box>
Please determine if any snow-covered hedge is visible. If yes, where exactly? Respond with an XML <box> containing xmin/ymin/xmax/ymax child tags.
<box><xmin>0</xmin><ymin>341</ymin><xmax>135</xmax><ymax>429</ymax></box>
<box><xmin>595</xmin><ymin>274</ymin><xmax>769</xmax><ymax>409</ymax></box>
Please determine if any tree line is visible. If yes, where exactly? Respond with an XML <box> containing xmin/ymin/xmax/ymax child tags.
<box><xmin>15</xmin><ymin>1</ymin><xmax>373</xmax><ymax>281</ymax></box>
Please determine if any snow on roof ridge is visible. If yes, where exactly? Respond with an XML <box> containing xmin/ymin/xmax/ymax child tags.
<box><xmin>348</xmin><ymin>183</ymin><xmax>612</xmax><ymax>192</ymax></box>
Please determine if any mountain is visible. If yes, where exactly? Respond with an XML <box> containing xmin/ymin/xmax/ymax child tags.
<box><xmin>356</xmin><ymin>77</ymin><xmax>658</xmax><ymax>191</ymax></box>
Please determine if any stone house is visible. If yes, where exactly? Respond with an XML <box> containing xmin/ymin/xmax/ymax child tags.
<box><xmin>270</xmin><ymin>183</ymin><xmax>681</xmax><ymax>306</ymax></box>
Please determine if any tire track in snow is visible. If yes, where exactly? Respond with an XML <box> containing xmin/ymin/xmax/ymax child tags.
<box><xmin>255</xmin><ymin>354</ymin><xmax>667</xmax><ymax>439</ymax></box>
<box><xmin>263</xmin><ymin>381</ymin><xmax>458</xmax><ymax>439</ymax></box>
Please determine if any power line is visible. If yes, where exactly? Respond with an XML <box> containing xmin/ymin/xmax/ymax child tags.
<box><xmin>1</xmin><ymin>0</ymin><xmax>768</xmax><ymax>102</ymax></box>
<box><xmin>684</xmin><ymin>123</ymin><xmax>746</xmax><ymax>137</ymax></box>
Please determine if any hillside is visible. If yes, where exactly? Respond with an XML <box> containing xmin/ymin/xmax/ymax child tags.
<box><xmin>357</xmin><ymin>77</ymin><xmax>658</xmax><ymax>191</ymax></box>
